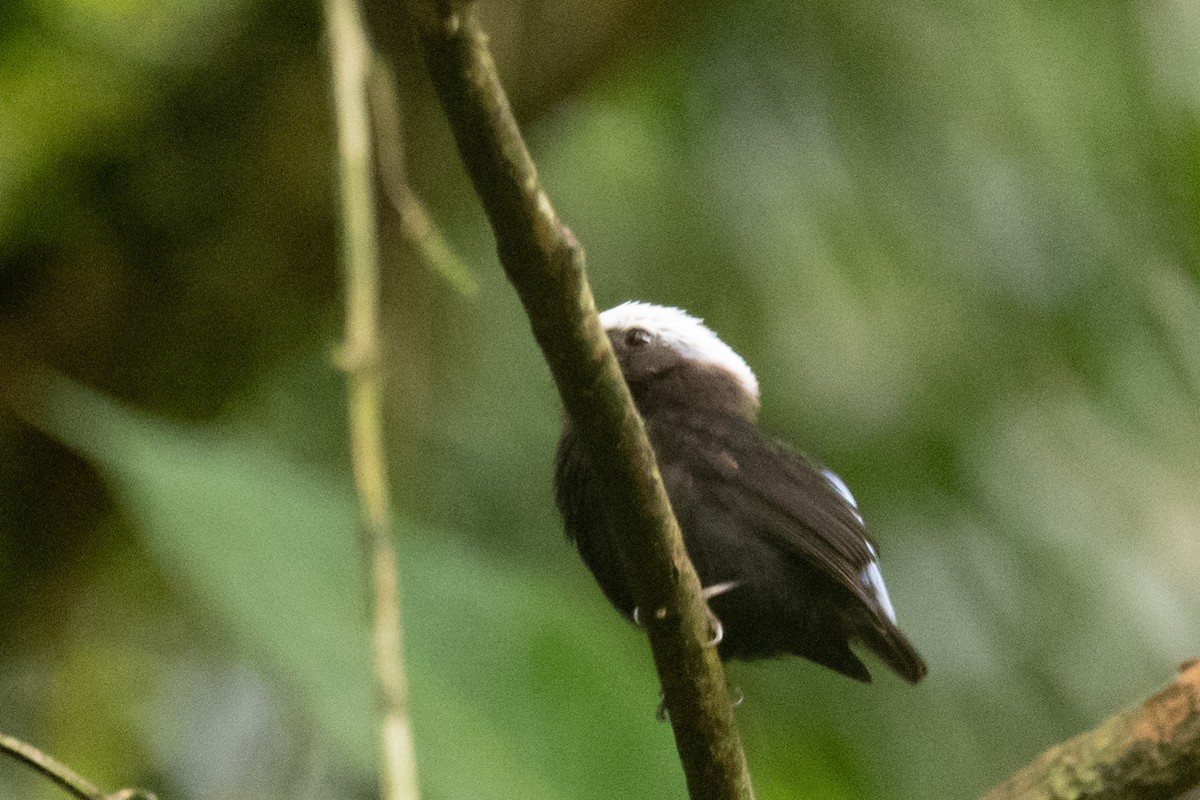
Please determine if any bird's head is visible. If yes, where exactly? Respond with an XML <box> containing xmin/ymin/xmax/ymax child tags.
<box><xmin>599</xmin><ymin>301</ymin><xmax>760</xmax><ymax>418</ymax></box>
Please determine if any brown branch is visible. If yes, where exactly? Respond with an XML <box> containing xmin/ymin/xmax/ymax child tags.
<box><xmin>400</xmin><ymin>3</ymin><xmax>754</xmax><ymax>799</ymax></box>
<box><xmin>0</xmin><ymin>732</ymin><xmax>155</xmax><ymax>800</ymax></box>
<box><xmin>982</xmin><ymin>660</ymin><xmax>1200</xmax><ymax>800</ymax></box>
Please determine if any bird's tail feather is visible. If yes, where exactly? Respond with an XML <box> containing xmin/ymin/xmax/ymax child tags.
<box><xmin>860</xmin><ymin>622</ymin><xmax>927</xmax><ymax>684</ymax></box>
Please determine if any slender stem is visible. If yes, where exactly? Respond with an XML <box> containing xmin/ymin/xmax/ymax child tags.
<box><xmin>325</xmin><ymin>1</ymin><xmax>421</xmax><ymax>799</ymax></box>
<box><xmin>0</xmin><ymin>733</ymin><xmax>104</xmax><ymax>799</ymax></box>
<box><xmin>403</xmin><ymin>3</ymin><xmax>754</xmax><ymax>798</ymax></box>
<box><xmin>0</xmin><ymin>733</ymin><xmax>154</xmax><ymax>800</ymax></box>
<box><xmin>368</xmin><ymin>57</ymin><xmax>480</xmax><ymax>297</ymax></box>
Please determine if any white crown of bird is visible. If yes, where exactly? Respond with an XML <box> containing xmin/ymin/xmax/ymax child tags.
<box><xmin>599</xmin><ymin>301</ymin><xmax>760</xmax><ymax>401</ymax></box>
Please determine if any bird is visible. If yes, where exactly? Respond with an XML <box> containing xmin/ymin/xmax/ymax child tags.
<box><xmin>554</xmin><ymin>301</ymin><xmax>927</xmax><ymax>684</ymax></box>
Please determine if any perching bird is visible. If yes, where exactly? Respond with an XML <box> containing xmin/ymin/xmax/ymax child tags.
<box><xmin>554</xmin><ymin>301</ymin><xmax>927</xmax><ymax>684</ymax></box>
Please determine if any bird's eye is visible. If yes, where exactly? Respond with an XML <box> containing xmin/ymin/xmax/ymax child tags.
<box><xmin>624</xmin><ymin>327</ymin><xmax>652</xmax><ymax>347</ymax></box>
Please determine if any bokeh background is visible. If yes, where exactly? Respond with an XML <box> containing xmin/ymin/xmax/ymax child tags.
<box><xmin>3</xmin><ymin>0</ymin><xmax>1199</xmax><ymax>798</ymax></box>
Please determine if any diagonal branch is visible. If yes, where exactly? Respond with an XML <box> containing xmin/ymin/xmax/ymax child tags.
<box><xmin>400</xmin><ymin>3</ymin><xmax>754</xmax><ymax>799</ymax></box>
<box><xmin>981</xmin><ymin>660</ymin><xmax>1200</xmax><ymax>800</ymax></box>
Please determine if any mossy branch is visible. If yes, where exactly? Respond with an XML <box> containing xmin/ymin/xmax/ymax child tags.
<box><xmin>399</xmin><ymin>3</ymin><xmax>753</xmax><ymax>798</ymax></box>
<box><xmin>981</xmin><ymin>660</ymin><xmax>1200</xmax><ymax>800</ymax></box>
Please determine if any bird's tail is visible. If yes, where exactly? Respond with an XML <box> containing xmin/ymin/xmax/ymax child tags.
<box><xmin>860</xmin><ymin>621</ymin><xmax>927</xmax><ymax>684</ymax></box>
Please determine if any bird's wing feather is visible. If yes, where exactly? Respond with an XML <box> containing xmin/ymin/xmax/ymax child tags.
<box><xmin>649</xmin><ymin>410</ymin><xmax>881</xmax><ymax>610</ymax></box>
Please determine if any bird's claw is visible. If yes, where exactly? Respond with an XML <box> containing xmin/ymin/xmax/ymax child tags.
<box><xmin>635</xmin><ymin>581</ymin><xmax>735</xmax><ymax>646</ymax></box>
<box><xmin>700</xmin><ymin>580</ymin><xmax>737</xmax><ymax>648</ymax></box>
<box><xmin>701</xmin><ymin>580</ymin><xmax>739</xmax><ymax>600</ymax></box>
<box><xmin>704</xmin><ymin>606</ymin><xmax>724</xmax><ymax>648</ymax></box>
<box><xmin>632</xmin><ymin>605</ymin><xmax>668</xmax><ymax>627</ymax></box>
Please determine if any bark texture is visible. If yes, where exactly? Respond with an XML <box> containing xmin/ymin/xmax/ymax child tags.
<box><xmin>982</xmin><ymin>661</ymin><xmax>1200</xmax><ymax>800</ymax></box>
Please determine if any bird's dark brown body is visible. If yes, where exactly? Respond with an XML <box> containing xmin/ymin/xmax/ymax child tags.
<box><xmin>555</xmin><ymin>302</ymin><xmax>927</xmax><ymax>684</ymax></box>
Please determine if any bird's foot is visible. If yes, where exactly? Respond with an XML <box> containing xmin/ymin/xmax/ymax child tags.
<box><xmin>704</xmin><ymin>607</ymin><xmax>724</xmax><ymax>648</ymax></box>
<box><xmin>633</xmin><ymin>581</ymin><xmax>738</xmax><ymax>647</ymax></box>
<box><xmin>631</xmin><ymin>605</ymin><xmax>668</xmax><ymax>627</ymax></box>
<box><xmin>701</xmin><ymin>580</ymin><xmax>739</xmax><ymax>600</ymax></box>
<box><xmin>699</xmin><ymin>581</ymin><xmax>739</xmax><ymax>648</ymax></box>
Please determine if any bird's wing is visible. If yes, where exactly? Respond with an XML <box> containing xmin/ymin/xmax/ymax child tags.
<box><xmin>554</xmin><ymin>425</ymin><xmax>636</xmax><ymax>615</ymax></box>
<box><xmin>649</xmin><ymin>410</ymin><xmax>885</xmax><ymax>615</ymax></box>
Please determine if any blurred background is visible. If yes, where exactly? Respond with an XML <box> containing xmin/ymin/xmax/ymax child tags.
<box><xmin>2</xmin><ymin>0</ymin><xmax>1199</xmax><ymax>797</ymax></box>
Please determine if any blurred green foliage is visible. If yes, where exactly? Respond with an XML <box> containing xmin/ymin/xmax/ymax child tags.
<box><xmin>2</xmin><ymin>0</ymin><xmax>1199</xmax><ymax>799</ymax></box>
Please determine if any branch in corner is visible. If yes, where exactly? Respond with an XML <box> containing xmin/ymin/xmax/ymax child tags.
<box><xmin>981</xmin><ymin>660</ymin><xmax>1200</xmax><ymax>800</ymax></box>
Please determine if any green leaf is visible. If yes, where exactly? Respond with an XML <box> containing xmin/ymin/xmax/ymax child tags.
<box><xmin>40</xmin><ymin>378</ymin><xmax>685</xmax><ymax>799</ymax></box>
